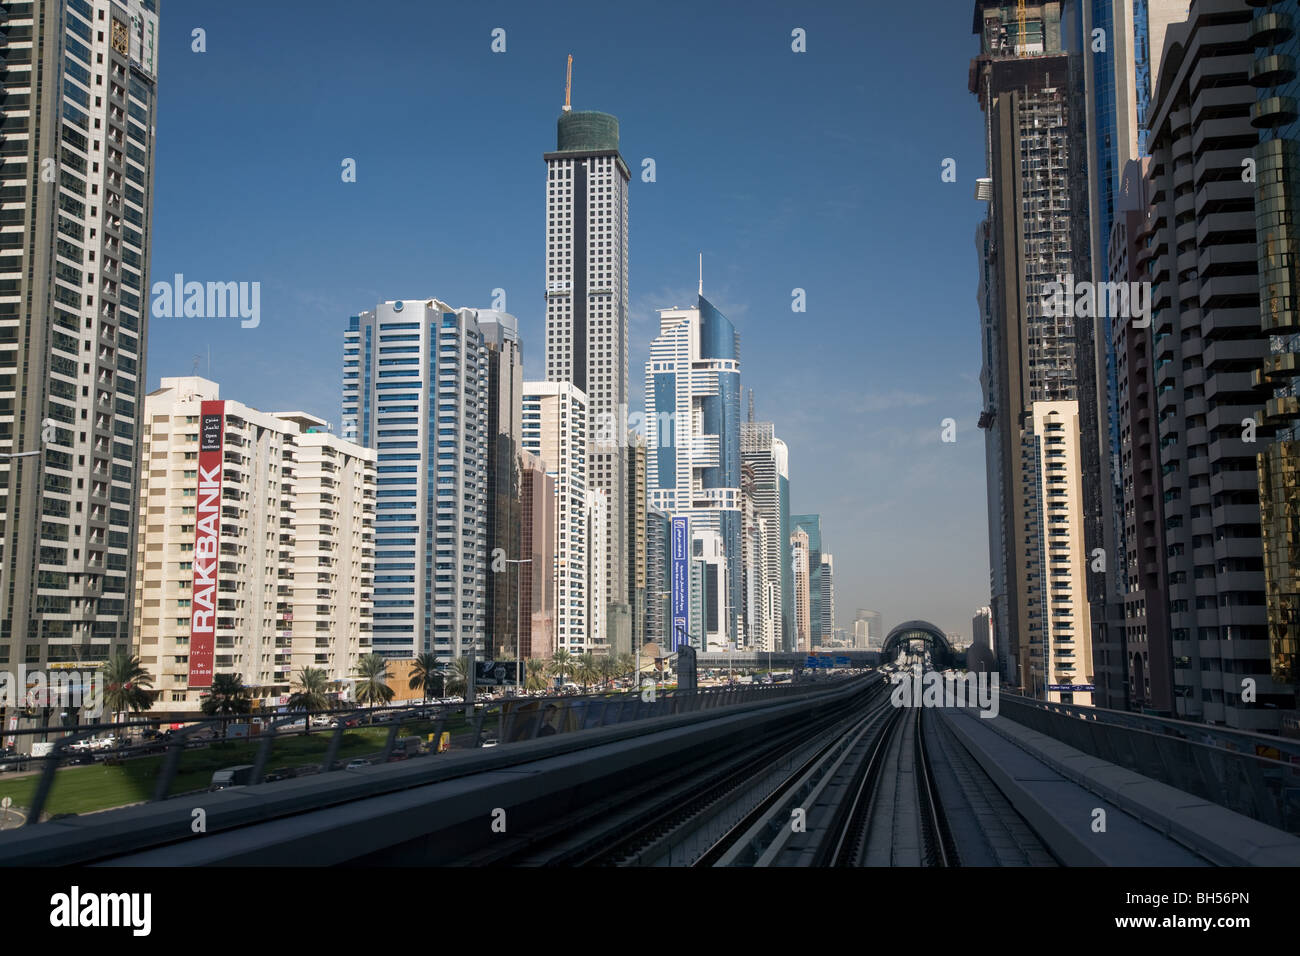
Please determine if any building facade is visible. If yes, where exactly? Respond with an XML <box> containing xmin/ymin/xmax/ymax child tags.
<box><xmin>792</xmin><ymin>527</ymin><xmax>811</xmax><ymax>653</ymax></box>
<box><xmin>544</xmin><ymin>103</ymin><xmax>631</xmax><ymax>645</ymax></box>
<box><xmin>519</xmin><ymin>450</ymin><xmax>555</xmax><ymax>660</ymax></box>
<box><xmin>740</xmin><ymin>422</ymin><xmax>792</xmax><ymax>650</ymax></box>
<box><xmin>480</xmin><ymin>312</ymin><xmax>523</xmax><ymax>661</ymax></box>
<box><xmin>522</xmin><ymin>381</ymin><xmax>589</xmax><ymax>653</ymax></box>
<box><xmin>646</xmin><ymin>293</ymin><xmax>743</xmax><ymax>647</ymax></box>
<box><xmin>1146</xmin><ymin>0</ymin><xmax>1285</xmax><ymax>729</ymax></box>
<box><xmin>132</xmin><ymin>378</ymin><xmax>375</xmax><ymax>714</ymax></box>
<box><xmin>0</xmin><ymin>0</ymin><xmax>159</xmax><ymax>680</ymax></box>
<box><xmin>342</xmin><ymin>300</ymin><xmax>489</xmax><ymax>663</ymax></box>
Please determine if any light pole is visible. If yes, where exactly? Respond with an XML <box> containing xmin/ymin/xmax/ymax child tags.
<box><xmin>501</xmin><ymin>557</ymin><xmax>532</xmax><ymax>697</ymax></box>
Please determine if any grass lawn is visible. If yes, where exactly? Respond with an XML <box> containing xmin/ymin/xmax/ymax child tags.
<box><xmin>0</xmin><ymin>718</ymin><xmax>488</xmax><ymax>819</ymax></box>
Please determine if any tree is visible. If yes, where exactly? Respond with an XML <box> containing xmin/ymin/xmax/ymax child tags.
<box><xmin>574</xmin><ymin>653</ymin><xmax>600</xmax><ymax>694</ymax></box>
<box><xmin>598</xmin><ymin>654</ymin><xmax>617</xmax><ymax>690</ymax></box>
<box><xmin>443</xmin><ymin>657</ymin><xmax>470</xmax><ymax>697</ymax></box>
<box><xmin>354</xmin><ymin>653</ymin><xmax>394</xmax><ymax>709</ymax></box>
<box><xmin>287</xmin><ymin>667</ymin><xmax>331</xmax><ymax>733</ymax></box>
<box><xmin>524</xmin><ymin>658</ymin><xmax>550</xmax><ymax>693</ymax></box>
<box><xmin>199</xmin><ymin>673</ymin><xmax>252</xmax><ymax>737</ymax></box>
<box><xmin>616</xmin><ymin>652</ymin><xmax>636</xmax><ymax>685</ymax></box>
<box><xmin>548</xmin><ymin>649</ymin><xmax>573</xmax><ymax>687</ymax></box>
<box><xmin>102</xmin><ymin>650</ymin><xmax>154</xmax><ymax>724</ymax></box>
<box><xmin>409</xmin><ymin>652</ymin><xmax>441</xmax><ymax>704</ymax></box>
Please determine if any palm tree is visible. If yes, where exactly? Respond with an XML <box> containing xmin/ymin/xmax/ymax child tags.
<box><xmin>443</xmin><ymin>657</ymin><xmax>470</xmax><ymax>697</ymax></box>
<box><xmin>409</xmin><ymin>652</ymin><xmax>441</xmax><ymax>704</ymax></box>
<box><xmin>548</xmin><ymin>649</ymin><xmax>574</xmax><ymax>687</ymax></box>
<box><xmin>199</xmin><ymin>673</ymin><xmax>252</xmax><ymax>737</ymax></box>
<box><xmin>102</xmin><ymin>650</ymin><xmax>154</xmax><ymax>724</ymax></box>
<box><xmin>574</xmin><ymin>652</ymin><xmax>599</xmax><ymax>694</ymax></box>
<box><xmin>524</xmin><ymin>658</ymin><xmax>550</xmax><ymax>693</ymax></box>
<box><xmin>597</xmin><ymin>654</ymin><xmax>617</xmax><ymax>690</ymax></box>
<box><xmin>616</xmin><ymin>652</ymin><xmax>636</xmax><ymax>683</ymax></box>
<box><xmin>354</xmin><ymin>653</ymin><xmax>394</xmax><ymax>710</ymax></box>
<box><xmin>287</xmin><ymin>667</ymin><xmax>331</xmax><ymax>733</ymax></box>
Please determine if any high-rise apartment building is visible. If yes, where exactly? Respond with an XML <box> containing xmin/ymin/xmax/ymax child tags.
<box><xmin>792</xmin><ymin>527</ymin><xmax>811</xmax><ymax>653</ymax></box>
<box><xmin>519</xmin><ymin>450</ymin><xmax>555</xmax><ymax>660</ymax></box>
<box><xmin>854</xmin><ymin>609</ymin><xmax>883</xmax><ymax>650</ymax></box>
<box><xmin>1145</xmin><ymin>0</ymin><xmax>1285</xmax><ymax>729</ymax></box>
<box><xmin>1081</xmin><ymin>0</ymin><xmax>1195</xmax><ymax>711</ymax></box>
<box><xmin>972</xmin><ymin>606</ymin><xmax>994</xmax><ymax>651</ymax></box>
<box><xmin>1253</xmin><ymin>0</ymin><xmax>1300</xmax><ymax>718</ymax></box>
<box><xmin>741</xmin><ymin>462</ymin><xmax>775</xmax><ymax>652</ymax></box>
<box><xmin>132</xmin><ymin>378</ymin><xmax>375</xmax><ymax>714</ymax></box>
<box><xmin>971</xmin><ymin>0</ymin><xmax>1096</xmax><ymax>698</ymax></box>
<box><xmin>792</xmin><ymin>515</ymin><xmax>824</xmax><ymax>645</ymax></box>
<box><xmin>820</xmin><ymin>552</ymin><xmax>835</xmax><ymax>645</ymax></box>
<box><xmin>1110</xmin><ymin>156</ymin><xmax>1174</xmax><ymax>713</ymax></box>
<box><xmin>0</xmin><ymin>0</ymin><xmax>159</xmax><ymax>678</ymax></box>
<box><xmin>586</xmin><ymin>488</ymin><xmax>607</xmax><ymax>652</ymax></box>
<box><xmin>342</xmin><ymin>300</ymin><xmax>491</xmax><ymax>663</ymax></box>
<box><xmin>544</xmin><ymin>98</ymin><xmax>630</xmax><ymax>646</ymax></box>
<box><xmin>522</xmin><ymin>381</ymin><xmax>589</xmax><ymax>653</ymax></box>
<box><xmin>646</xmin><ymin>293</ymin><xmax>743</xmax><ymax>647</ymax></box>
<box><xmin>624</xmin><ymin>431</ymin><xmax>647</xmax><ymax>658</ymax></box>
<box><xmin>645</xmin><ymin>506</ymin><xmax>670</xmax><ymax>646</ymax></box>
<box><xmin>741</xmin><ymin>421</ymin><xmax>792</xmax><ymax>650</ymax></box>
<box><xmin>480</xmin><ymin>313</ymin><xmax>523</xmax><ymax>661</ymax></box>
<box><xmin>277</xmin><ymin>412</ymin><xmax>376</xmax><ymax>686</ymax></box>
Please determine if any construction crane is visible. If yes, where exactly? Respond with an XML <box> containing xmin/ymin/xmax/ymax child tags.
<box><xmin>563</xmin><ymin>54</ymin><xmax>573</xmax><ymax>112</ymax></box>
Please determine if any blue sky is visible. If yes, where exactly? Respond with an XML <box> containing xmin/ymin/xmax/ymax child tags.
<box><xmin>146</xmin><ymin>0</ymin><xmax>991</xmax><ymax>638</ymax></box>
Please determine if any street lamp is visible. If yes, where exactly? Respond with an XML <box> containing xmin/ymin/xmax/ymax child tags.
<box><xmin>500</xmin><ymin>557</ymin><xmax>533</xmax><ymax>697</ymax></box>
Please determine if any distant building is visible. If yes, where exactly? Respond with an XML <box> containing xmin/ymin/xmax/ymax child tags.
<box><xmin>972</xmin><ymin>607</ymin><xmax>993</xmax><ymax>653</ymax></box>
<box><xmin>854</xmin><ymin>609</ymin><xmax>883</xmax><ymax>650</ymax></box>
<box><xmin>792</xmin><ymin>527</ymin><xmax>811</xmax><ymax>653</ymax></box>
<box><xmin>792</xmin><ymin>515</ymin><xmax>824</xmax><ymax>645</ymax></box>
<box><xmin>742</xmin><ymin>423</ymin><xmax>792</xmax><ymax>650</ymax></box>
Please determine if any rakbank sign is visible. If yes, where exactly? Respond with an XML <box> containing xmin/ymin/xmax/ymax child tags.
<box><xmin>188</xmin><ymin>400</ymin><xmax>225</xmax><ymax>688</ymax></box>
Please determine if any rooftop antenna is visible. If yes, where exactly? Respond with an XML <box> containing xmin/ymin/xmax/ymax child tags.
<box><xmin>563</xmin><ymin>54</ymin><xmax>573</xmax><ymax>112</ymax></box>
<box><xmin>698</xmin><ymin>252</ymin><xmax>703</xmax><ymax>296</ymax></box>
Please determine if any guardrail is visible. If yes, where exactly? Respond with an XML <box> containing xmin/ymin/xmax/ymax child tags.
<box><xmin>996</xmin><ymin>694</ymin><xmax>1300</xmax><ymax>833</ymax></box>
<box><xmin>0</xmin><ymin>678</ymin><xmax>841</xmax><ymax>828</ymax></box>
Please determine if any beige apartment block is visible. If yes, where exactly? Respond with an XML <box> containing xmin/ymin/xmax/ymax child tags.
<box><xmin>133</xmin><ymin>378</ymin><xmax>374</xmax><ymax>715</ymax></box>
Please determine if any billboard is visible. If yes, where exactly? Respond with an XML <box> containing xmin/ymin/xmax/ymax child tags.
<box><xmin>128</xmin><ymin>0</ymin><xmax>159</xmax><ymax>79</ymax></box>
<box><xmin>474</xmin><ymin>661</ymin><xmax>522</xmax><ymax>686</ymax></box>
<box><xmin>671</xmin><ymin>516</ymin><xmax>690</xmax><ymax>651</ymax></box>
<box><xmin>188</xmin><ymin>400</ymin><xmax>224</xmax><ymax>688</ymax></box>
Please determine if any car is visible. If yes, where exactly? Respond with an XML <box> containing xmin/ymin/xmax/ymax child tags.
<box><xmin>345</xmin><ymin>759</ymin><xmax>371</xmax><ymax>770</ymax></box>
<box><xmin>481</xmin><ymin>738</ymin><xmax>499</xmax><ymax>749</ymax></box>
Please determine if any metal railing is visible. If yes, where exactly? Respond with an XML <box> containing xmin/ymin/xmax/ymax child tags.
<box><xmin>997</xmin><ymin>694</ymin><xmax>1300</xmax><ymax>833</ymax></box>
<box><xmin>0</xmin><ymin>678</ymin><xmax>838</xmax><ymax>829</ymax></box>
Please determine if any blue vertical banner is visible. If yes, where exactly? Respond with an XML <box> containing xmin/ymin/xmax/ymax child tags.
<box><xmin>671</xmin><ymin>516</ymin><xmax>690</xmax><ymax>651</ymax></box>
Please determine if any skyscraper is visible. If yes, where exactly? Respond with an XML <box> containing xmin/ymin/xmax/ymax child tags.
<box><xmin>820</xmin><ymin>552</ymin><xmax>835</xmax><ymax>645</ymax></box>
<box><xmin>0</xmin><ymin>0</ymin><xmax>159</xmax><ymax>679</ymax></box>
<box><xmin>342</xmin><ymin>300</ymin><xmax>490</xmax><ymax>662</ymax></box>
<box><xmin>646</xmin><ymin>293</ymin><xmax>743</xmax><ymax>647</ymax></box>
<box><xmin>544</xmin><ymin>87</ymin><xmax>630</xmax><ymax>648</ymax></box>
<box><xmin>645</xmin><ymin>506</ymin><xmax>670</xmax><ymax>647</ymax></box>
<box><xmin>971</xmin><ymin>0</ymin><xmax>1096</xmax><ymax>700</ymax></box>
<box><xmin>518</xmin><ymin>449</ymin><xmax>555</xmax><ymax>660</ymax></box>
<box><xmin>792</xmin><ymin>515</ymin><xmax>824</xmax><ymax>645</ymax></box>
<box><xmin>480</xmin><ymin>313</ymin><xmax>523</xmax><ymax>660</ymax></box>
<box><xmin>626</xmin><ymin>432</ymin><xmax>648</xmax><ymax>658</ymax></box>
<box><xmin>741</xmin><ymin>421</ymin><xmax>792</xmax><ymax>650</ymax></box>
<box><xmin>1252</xmin><ymin>0</ymin><xmax>1300</xmax><ymax>719</ymax></box>
<box><xmin>792</xmin><ymin>527</ymin><xmax>811</xmax><ymax>653</ymax></box>
<box><xmin>1144</xmin><ymin>0</ymin><xmax>1284</xmax><ymax>729</ymax></box>
<box><xmin>521</xmin><ymin>381</ymin><xmax>589</xmax><ymax>654</ymax></box>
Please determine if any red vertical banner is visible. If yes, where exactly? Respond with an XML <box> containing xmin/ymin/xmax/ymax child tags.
<box><xmin>188</xmin><ymin>399</ymin><xmax>225</xmax><ymax>688</ymax></box>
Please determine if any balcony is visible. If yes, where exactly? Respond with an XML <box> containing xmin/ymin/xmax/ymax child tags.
<box><xmin>1250</xmin><ymin>54</ymin><xmax>1296</xmax><ymax>88</ymax></box>
<box><xmin>1251</xmin><ymin>95</ymin><xmax>1298</xmax><ymax>128</ymax></box>
<box><xmin>1252</xmin><ymin>11</ymin><xmax>1294</xmax><ymax>48</ymax></box>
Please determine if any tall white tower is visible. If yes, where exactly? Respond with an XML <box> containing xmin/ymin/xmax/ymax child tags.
<box><xmin>543</xmin><ymin>68</ymin><xmax>630</xmax><ymax>644</ymax></box>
